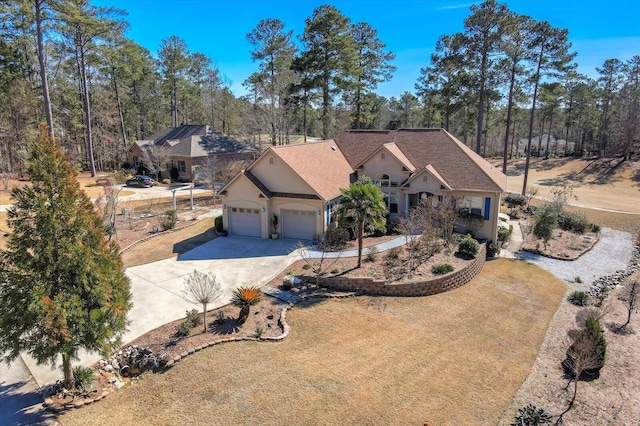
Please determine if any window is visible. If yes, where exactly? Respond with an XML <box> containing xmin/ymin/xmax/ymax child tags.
<box><xmin>461</xmin><ymin>196</ymin><xmax>483</xmax><ymax>217</ymax></box>
<box><xmin>381</xmin><ymin>153</ymin><xmax>386</xmax><ymax>160</ymax></box>
<box><xmin>422</xmin><ymin>175</ymin><xmax>428</xmax><ymax>183</ymax></box>
<box><xmin>178</xmin><ymin>160</ymin><xmax>186</xmax><ymax>173</ymax></box>
<box><xmin>166</xmin><ymin>161</ymin><xmax>173</xmax><ymax>171</ymax></box>
<box><xmin>132</xmin><ymin>156</ymin><xmax>140</xmax><ymax>167</ymax></box>
<box><xmin>269</xmin><ymin>156</ymin><xmax>275</xmax><ymax>165</ymax></box>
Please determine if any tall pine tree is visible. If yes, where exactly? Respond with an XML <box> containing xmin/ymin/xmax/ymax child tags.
<box><xmin>0</xmin><ymin>124</ymin><xmax>131</xmax><ymax>388</ymax></box>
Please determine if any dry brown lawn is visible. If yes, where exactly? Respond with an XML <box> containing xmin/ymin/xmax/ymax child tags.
<box><xmin>58</xmin><ymin>260</ymin><xmax>565</xmax><ymax>426</ymax></box>
<box><xmin>503</xmin><ymin>157</ymin><xmax>640</xmax><ymax>213</ymax></box>
<box><xmin>121</xmin><ymin>219</ymin><xmax>217</xmax><ymax>268</ymax></box>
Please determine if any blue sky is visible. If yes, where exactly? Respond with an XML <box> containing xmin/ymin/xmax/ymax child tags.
<box><xmin>93</xmin><ymin>0</ymin><xmax>640</xmax><ymax>99</ymax></box>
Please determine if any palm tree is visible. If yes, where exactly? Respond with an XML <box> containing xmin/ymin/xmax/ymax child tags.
<box><xmin>336</xmin><ymin>176</ymin><xmax>387</xmax><ymax>268</ymax></box>
<box><xmin>230</xmin><ymin>286</ymin><xmax>263</xmax><ymax>324</ymax></box>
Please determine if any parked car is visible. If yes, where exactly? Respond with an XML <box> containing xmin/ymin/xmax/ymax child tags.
<box><xmin>126</xmin><ymin>175</ymin><xmax>155</xmax><ymax>187</ymax></box>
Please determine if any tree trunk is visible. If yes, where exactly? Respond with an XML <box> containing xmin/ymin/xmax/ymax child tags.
<box><xmin>357</xmin><ymin>220</ymin><xmax>364</xmax><ymax>268</ymax></box>
<box><xmin>35</xmin><ymin>0</ymin><xmax>54</xmax><ymax>139</ymax></box>
<box><xmin>238</xmin><ymin>305</ymin><xmax>249</xmax><ymax>324</ymax></box>
<box><xmin>202</xmin><ymin>302</ymin><xmax>208</xmax><ymax>332</ymax></box>
<box><xmin>522</xmin><ymin>46</ymin><xmax>544</xmax><ymax>195</ymax></box>
<box><xmin>78</xmin><ymin>35</ymin><xmax>96</xmax><ymax>177</ymax></box>
<box><xmin>502</xmin><ymin>66</ymin><xmax>516</xmax><ymax>174</ymax></box>
<box><xmin>62</xmin><ymin>352</ymin><xmax>73</xmax><ymax>388</ymax></box>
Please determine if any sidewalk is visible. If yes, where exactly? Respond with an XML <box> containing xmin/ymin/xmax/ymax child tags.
<box><xmin>500</xmin><ymin>219</ymin><xmax>524</xmax><ymax>259</ymax></box>
<box><xmin>303</xmin><ymin>235</ymin><xmax>408</xmax><ymax>258</ymax></box>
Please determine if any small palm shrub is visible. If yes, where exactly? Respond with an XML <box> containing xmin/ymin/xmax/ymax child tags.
<box><xmin>590</xmin><ymin>223</ymin><xmax>601</xmax><ymax>233</ymax></box>
<box><xmin>567</xmin><ymin>290</ymin><xmax>590</xmax><ymax>306</ymax></box>
<box><xmin>431</xmin><ymin>263</ymin><xmax>454</xmax><ymax>275</ymax></box>
<box><xmin>458</xmin><ymin>235</ymin><xmax>480</xmax><ymax>258</ymax></box>
<box><xmin>511</xmin><ymin>404</ymin><xmax>552</xmax><ymax>425</ymax></box>
<box><xmin>231</xmin><ymin>286</ymin><xmax>263</xmax><ymax>323</ymax></box>
<box><xmin>159</xmin><ymin>209</ymin><xmax>178</xmax><ymax>231</ymax></box>
<box><xmin>73</xmin><ymin>366</ymin><xmax>94</xmax><ymax>391</ymax></box>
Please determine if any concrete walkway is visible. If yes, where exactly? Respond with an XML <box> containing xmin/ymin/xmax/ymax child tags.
<box><xmin>304</xmin><ymin>235</ymin><xmax>408</xmax><ymax>258</ymax></box>
<box><xmin>20</xmin><ymin>235</ymin><xmax>303</xmax><ymax>388</ymax></box>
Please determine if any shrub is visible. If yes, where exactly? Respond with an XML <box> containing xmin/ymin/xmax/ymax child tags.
<box><xmin>175</xmin><ymin>321</ymin><xmax>192</xmax><ymax>337</ymax></box>
<box><xmin>533</xmin><ymin>204</ymin><xmax>557</xmax><ymax>244</ymax></box>
<box><xmin>504</xmin><ymin>193</ymin><xmax>527</xmax><ymax>213</ymax></box>
<box><xmin>590</xmin><ymin>223</ymin><xmax>601</xmax><ymax>233</ymax></box>
<box><xmin>72</xmin><ymin>366</ymin><xmax>94</xmax><ymax>391</ymax></box>
<box><xmin>365</xmin><ymin>246</ymin><xmax>379</xmax><ymax>262</ymax></box>
<box><xmin>170</xmin><ymin>167</ymin><xmax>179</xmax><ymax>181</ymax></box>
<box><xmin>567</xmin><ymin>290</ymin><xmax>590</xmax><ymax>306</ymax></box>
<box><xmin>487</xmin><ymin>242</ymin><xmax>501</xmax><ymax>258</ymax></box>
<box><xmin>302</xmin><ymin>264</ymin><xmax>311</xmax><ymax>270</ymax></box>
<box><xmin>252</xmin><ymin>326</ymin><xmax>263</xmax><ymax>339</ymax></box>
<box><xmin>159</xmin><ymin>209</ymin><xmax>178</xmax><ymax>231</ymax></box>
<box><xmin>458</xmin><ymin>235</ymin><xmax>480</xmax><ymax>258</ymax></box>
<box><xmin>511</xmin><ymin>404</ymin><xmax>552</xmax><ymax>426</ymax></box>
<box><xmin>231</xmin><ymin>286</ymin><xmax>263</xmax><ymax>323</ymax></box>
<box><xmin>498</xmin><ymin>227</ymin><xmax>511</xmax><ymax>243</ymax></box>
<box><xmin>321</xmin><ymin>222</ymin><xmax>349</xmax><ymax>250</ymax></box>
<box><xmin>432</xmin><ymin>263</ymin><xmax>454</xmax><ymax>275</ymax></box>
<box><xmin>215</xmin><ymin>310</ymin><xmax>226</xmax><ymax>325</ymax></box>
<box><xmin>185</xmin><ymin>308</ymin><xmax>202</xmax><ymax>327</ymax></box>
<box><xmin>558</xmin><ymin>211</ymin><xmax>589</xmax><ymax>233</ymax></box>
<box><xmin>214</xmin><ymin>215</ymin><xmax>223</xmax><ymax>233</ymax></box>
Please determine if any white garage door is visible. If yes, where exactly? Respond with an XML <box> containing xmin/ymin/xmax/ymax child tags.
<box><xmin>282</xmin><ymin>209</ymin><xmax>316</xmax><ymax>240</ymax></box>
<box><xmin>229</xmin><ymin>207</ymin><xmax>261</xmax><ymax>238</ymax></box>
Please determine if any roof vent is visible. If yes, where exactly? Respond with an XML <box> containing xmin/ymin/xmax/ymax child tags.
<box><xmin>331</xmin><ymin>146</ymin><xmax>336</xmax><ymax>151</ymax></box>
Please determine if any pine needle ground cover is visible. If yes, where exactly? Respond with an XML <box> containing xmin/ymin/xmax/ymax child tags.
<box><xmin>60</xmin><ymin>260</ymin><xmax>565</xmax><ymax>425</ymax></box>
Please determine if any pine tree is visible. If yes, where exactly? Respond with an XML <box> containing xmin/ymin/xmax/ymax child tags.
<box><xmin>0</xmin><ymin>124</ymin><xmax>132</xmax><ymax>388</ymax></box>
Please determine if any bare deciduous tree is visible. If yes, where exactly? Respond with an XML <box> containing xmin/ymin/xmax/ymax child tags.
<box><xmin>94</xmin><ymin>177</ymin><xmax>122</xmax><ymax>241</ymax></box>
<box><xmin>196</xmin><ymin>156</ymin><xmax>247</xmax><ymax>200</ymax></box>
<box><xmin>525</xmin><ymin>185</ymin><xmax>539</xmax><ymax>209</ymax></box>
<box><xmin>618</xmin><ymin>279</ymin><xmax>639</xmax><ymax>332</ymax></box>
<box><xmin>141</xmin><ymin>145</ymin><xmax>169</xmax><ymax>181</ymax></box>
<box><xmin>182</xmin><ymin>269</ymin><xmax>222</xmax><ymax>332</ymax></box>
<box><xmin>296</xmin><ymin>239</ymin><xmax>343</xmax><ymax>286</ymax></box>
<box><xmin>558</xmin><ymin>316</ymin><xmax>606</xmax><ymax>423</ymax></box>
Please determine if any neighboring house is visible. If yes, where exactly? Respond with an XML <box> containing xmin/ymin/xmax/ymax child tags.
<box><xmin>220</xmin><ymin>128</ymin><xmax>507</xmax><ymax>242</ymax></box>
<box><xmin>128</xmin><ymin>125</ymin><xmax>259</xmax><ymax>181</ymax></box>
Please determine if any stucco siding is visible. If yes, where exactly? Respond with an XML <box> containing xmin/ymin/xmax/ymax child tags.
<box><xmin>251</xmin><ymin>155</ymin><xmax>317</xmax><ymax>196</ymax></box>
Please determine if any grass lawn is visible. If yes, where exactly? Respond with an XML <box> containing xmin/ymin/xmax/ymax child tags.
<box><xmin>59</xmin><ymin>259</ymin><xmax>566</xmax><ymax>426</ymax></box>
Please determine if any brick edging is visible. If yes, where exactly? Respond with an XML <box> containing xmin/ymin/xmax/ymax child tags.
<box><xmin>317</xmin><ymin>244</ymin><xmax>487</xmax><ymax>297</ymax></box>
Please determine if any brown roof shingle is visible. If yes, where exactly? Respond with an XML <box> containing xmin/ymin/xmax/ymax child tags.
<box><xmin>270</xmin><ymin>141</ymin><xmax>354</xmax><ymax>200</ymax></box>
<box><xmin>334</xmin><ymin>129</ymin><xmax>506</xmax><ymax>192</ymax></box>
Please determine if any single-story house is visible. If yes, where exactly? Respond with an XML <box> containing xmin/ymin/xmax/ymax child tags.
<box><xmin>219</xmin><ymin>128</ymin><xmax>507</xmax><ymax>242</ymax></box>
<box><xmin>128</xmin><ymin>125</ymin><xmax>259</xmax><ymax>181</ymax></box>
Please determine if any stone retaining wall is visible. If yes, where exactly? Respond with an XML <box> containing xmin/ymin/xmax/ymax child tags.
<box><xmin>319</xmin><ymin>244</ymin><xmax>486</xmax><ymax>297</ymax></box>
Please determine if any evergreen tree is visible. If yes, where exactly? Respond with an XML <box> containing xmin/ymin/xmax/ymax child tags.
<box><xmin>0</xmin><ymin>124</ymin><xmax>132</xmax><ymax>388</ymax></box>
<box><xmin>299</xmin><ymin>5</ymin><xmax>356</xmax><ymax>139</ymax></box>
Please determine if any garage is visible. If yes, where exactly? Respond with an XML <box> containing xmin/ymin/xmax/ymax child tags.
<box><xmin>281</xmin><ymin>209</ymin><xmax>316</xmax><ymax>240</ymax></box>
<box><xmin>229</xmin><ymin>207</ymin><xmax>261</xmax><ymax>237</ymax></box>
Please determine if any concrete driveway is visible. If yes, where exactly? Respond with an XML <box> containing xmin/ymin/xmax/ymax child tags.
<box><xmin>20</xmin><ymin>235</ymin><xmax>302</xmax><ymax>387</ymax></box>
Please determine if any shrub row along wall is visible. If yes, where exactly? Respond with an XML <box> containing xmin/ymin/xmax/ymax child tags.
<box><xmin>319</xmin><ymin>244</ymin><xmax>486</xmax><ymax>297</ymax></box>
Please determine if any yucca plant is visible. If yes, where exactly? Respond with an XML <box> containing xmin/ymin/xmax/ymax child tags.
<box><xmin>231</xmin><ymin>286</ymin><xmax>263</xmax><ymax>324</ymax></box>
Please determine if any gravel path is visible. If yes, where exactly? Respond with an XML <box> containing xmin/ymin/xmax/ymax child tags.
<box><xmin>519</xmin><ymin>227</ymin><xmax>634</xmax><ymax>291</ymax></box>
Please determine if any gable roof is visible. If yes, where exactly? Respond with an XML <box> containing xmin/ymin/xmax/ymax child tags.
<box><xmin>268</xmin><ymin>140</ymin><xmax>353</xmax><ymax>200</ymax></box>
<box><xmin>334</xmin><ymin>129</ymin><xmax>506</xmax><ymax>192</ymax></box>
<box><xmin>355</xmin><ymin>142</ymin><xmax>415</xmax><ymax>172</ymax></box>
<box><xmin>135</xmin><ymin>125</ymin><xmax>257</xmax><ymax>158</ymax></box>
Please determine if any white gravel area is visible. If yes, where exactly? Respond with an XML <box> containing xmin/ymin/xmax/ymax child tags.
<box><xmin>519</xmin><ymin>227</ymin><xmax>634</xmax><ymax>291</ymax></box>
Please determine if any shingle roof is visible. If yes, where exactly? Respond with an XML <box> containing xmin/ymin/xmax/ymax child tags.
<box><xmin>144</xmin><ymin>125</ymin><xmax>208</xmax><ymax>147</ymax></box>
<box><xmin>334</xmin><ymin>129</ymin><xmax>506</xmax><ymax>192</ymax></box>
<box><xmin>269</xmin><ymin>141</ymin><xmax>353</xmax><ymax>200</ymax></box>
<box><xmin>137</xmin><ymin>125</ymin><xmax>257</xmax><ymax>158</ymax></box>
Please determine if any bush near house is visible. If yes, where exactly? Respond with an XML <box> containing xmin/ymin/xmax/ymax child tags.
<box><xmin>458</xmin><ymin>235</ymin><xmax>480</xmax><ymax>258</ymax></box>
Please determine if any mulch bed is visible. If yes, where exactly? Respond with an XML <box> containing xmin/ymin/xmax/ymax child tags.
<box><xmin>521</xmin><ymin>227</ymin><xmax>599</xmax><ymax>260</ymax></box>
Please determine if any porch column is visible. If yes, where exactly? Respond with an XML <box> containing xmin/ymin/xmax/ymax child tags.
<box><xmin>404</xmin><ymin>193</ymin><xmax>409</xmax><ymax>218</ymax></box>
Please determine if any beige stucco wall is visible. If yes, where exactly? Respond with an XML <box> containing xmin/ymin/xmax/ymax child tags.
<box><xmin>449</xmin><ymin>190</ymin><xmax>502</xmax><ymax>242</ymax></box>
<box><xmin>269</xmin><ymin>199</ymin><xmax>324</xmax><ymax>239</ymax></box>
<box><xmin>251</xmin><ymin>154</ymin><xmax>316</xmax><ymax>195</ymax></box>
<box><xmin>221</xmin><ymin>174</ymin><xmax>268</xmax><ymax>238</ymax></box>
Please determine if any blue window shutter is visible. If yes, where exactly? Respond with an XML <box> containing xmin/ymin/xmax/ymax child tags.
<box><xmin>326</xmin><ymin>205</ymin><xmax>331</xmax><ymax>226</ymax></box>
<box><xmin>484</xmin><ymin>197</ymin><xmax>491</xmax><ymax>221</ymax></box>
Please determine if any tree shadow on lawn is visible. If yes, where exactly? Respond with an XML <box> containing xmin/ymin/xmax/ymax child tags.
<box><xmin>172</xmin><ymin>227</ymin><xmax>217</xmax><ymax>255</ymax></box>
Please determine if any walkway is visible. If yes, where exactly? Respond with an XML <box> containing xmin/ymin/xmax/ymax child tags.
<box><xmin>303</xmin><ymin>236</ymin><xmax>407</xmax><ymax>258</ymax></box>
